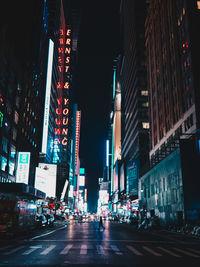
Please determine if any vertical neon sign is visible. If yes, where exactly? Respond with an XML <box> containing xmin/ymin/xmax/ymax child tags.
<box><xmin>106</xmin><ymin>140</ymin><xmax>109</xmax><ymax>167</ymax></box>
<box><xmin>42</xmin><ymin>39</ymin><xmax>54</xmax><ymax>154</ymax></box>
<box><xmin>55</xmin><ymin>26</ymin><xmax>71</xmax><ymax>147</ymax></box>
<box><xmin>75</xmin><ymin>110</ymin><xmax>81</xmax><ymax>175</ymax></box>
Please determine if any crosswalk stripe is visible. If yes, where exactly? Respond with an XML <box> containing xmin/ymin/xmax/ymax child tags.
<box><xmin>22</xmin><ymin>247</ymin><xmax>40</xmax><ymax>255</ymax></box>
<box><xmin>173</xmin><ymin>247</ymin><xmax>200</xmax><ymax>258</ymax></box>
<box><xmin>3</xmin><ymin>246</ymin><xmax>25</xmax><ymax>255</ymax></box>
<box><xmin>187</xmin><ymin>248</ymin><xmax>200</xmax><ymax>255</ymax></box>
<box><xmin>40</xmin><ymin>245</ymin><xmax>56</xmax><ymax>255</ymax></box>
<box><xmin>96</xmin><ymin>245</ymin><xmax>104</xmax><ymax>255</ymax></box>
<box><xmin>60</xmin><ymin>244</ymin><xmax>73</xmax><ymax>255</ymax></box>
<box><xmin>143</xmin><ymin>246</ymin><xmax>162</xmax><ymax>256</ymax></box>
<box><xmin>127</xmin><ymin>245</ymin><xmax>143</xmax><ymax>256</ymax></box>
<box><xmin>111</xmin><ymin>245</ymin><xmax>123</xmax><ymax>255</ymax></box>
<box><xmin>80</xmin><ymin>244</ymin><xmax>87</xmax><ymax>255</ymax></box>
<box><xmin>157</xmin><ymin>247</ymin><xmax>181</xmax><ymax>257</ymax></box>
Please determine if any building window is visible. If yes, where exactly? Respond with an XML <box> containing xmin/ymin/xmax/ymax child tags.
<box><xmin>9</xmin><ymin>161</ymin><xmax>15</xmax><ymax>176</ymax></box>
<box><xmin>1</xmin><ymin>156</ymin><xmax>7</xmax><ymax>171</ymax></box>
<box><xmin>14</xmin><ymin>111</ymin><xmax>19</xmax><ymax>124</ymax></box>
<box><xmin>142</xmin><ymin>122</ymin><xmax>150</xmax><ymax>129</ymax></box>
<box><xmin>10</xmin><ymin>145</ymin><xmax>16</xmax><ymax>159</ymax></box>
<box><xmin>12</xmin><ymin>128</ymin><xmax>17</xmax><ymax>141</ymax></box>
<box><xmin>141</xmin><ymin>90</ymin><xmax>148</xmax><ymax>96</ymax></box>
<box><xmin>142</xmin><ymin>102</ymin><xmax>149</xmax><ymax>107</ymax></box>
<box><xmin>2</xmin><ymin>137</ymin><xmax>8</xmax><ymax>153</ymax></box>
<box><xmin>197</xmin><ymin>1</ymin><xmax>200</xmax><ymax>9</ymax></box>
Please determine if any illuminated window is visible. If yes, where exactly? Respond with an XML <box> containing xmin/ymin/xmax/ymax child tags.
<box><xmin>12</xmin><ymin>128</ymin><xmax>17</xmax><ymax>141</ymax></box>
<box><xmin>142</xmin><ymin>122</ymin><xmax>150</xmax><ymax>129</ymax></box>
<box><xmin>1</xmin><ymin>156</ymin><xmax>7</xmax><ymax>171</ymax></box>
<box><xmin>141</xmin><ymin>90</ymin><xmax>148</xmax><ymax>96</ymax></box>
<box><xmin>10</xmin><ymin>145</ymin><xmax>16</xmax><ymax>159</ymax></box>
<box><xmin>9</xmin><ymin>161</ymin><xmax>15</xmax><ymax>175</ymax></box>
<box><xmin>142</xmin><ymin>102</ymin><xmax>149</xmax><ymax>107</ymax></box>
<box><xmin>197</xmin><ymin>1</ymin><xmax>200</xmax><ymax>9</ymax></box>
<box><xmin>2</xmin><ymin>137</ymin><xmax>8</xmax><ymax>153</ymax></box>
<box><xmin>14</xmin><ymin>111</ymin><xmax>19</xmax><ymax>124</ymax></box>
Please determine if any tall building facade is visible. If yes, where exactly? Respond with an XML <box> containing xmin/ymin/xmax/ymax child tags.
<box><xmin>37</xmin><ymin>0</ymin><xmax>81</xmax><ymax>200</ymax></box>
<box><xmin>110</xmin><ymin>57</ymin><xmax>122</xmax><ymax>209</ymax></box>
<box><xmin>120</xmin><ymin>0</ymin><xmax>149</xmax><ymax>201</ymax></box>
<box><xmin>0</xmin><ymin>0</ymin><xmax>43</xmax><ymax>185</ymax></box>
<box><xmin>139</xmin><ymin>0</ymin><xmax>200</xmax><ymax>226</ymax></box>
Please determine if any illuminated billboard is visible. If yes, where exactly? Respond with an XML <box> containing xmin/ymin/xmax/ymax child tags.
<box><xmin>126</xmin><ymin>158</ymin><xmax>139</xmax><ymax>196</ymax></box>
<box><xmin>35</xmin><ymin>163</ymin><xmax>57</xmax><ymax>198</ymax></box>
<box><xmin>42</xmin><ymin>39</ymin><xmax>54</xmax><ymax>154</ymax></box>
<box><xmin>120</xmin><ymin>163</ymin><xmax>125</xmax><ymax>192</ymax></box>
<box><xmin>78</xmin><ymin>175</ymin><xmax>85</xmax><ymax>187</ymax></box>
<box><xmin>16</xmin><ymin>152</ymin><xmax>30</xmax><ymax>184</ymax></box>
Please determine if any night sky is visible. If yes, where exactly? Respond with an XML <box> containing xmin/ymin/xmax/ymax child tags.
<box><xmin>74</xmin><ymin>0</ymin><xmax>121</xmax><ymax>212</ymax></box>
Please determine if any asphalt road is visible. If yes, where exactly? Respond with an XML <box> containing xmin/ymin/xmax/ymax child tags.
<box><xmin>0</xmin><ymin>221</ymin><xmax>200</xmax><ymax>267</ymax></box>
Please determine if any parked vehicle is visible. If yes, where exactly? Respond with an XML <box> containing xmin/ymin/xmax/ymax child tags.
<box><xmin>0</xmin><ymin>198</ymin><xmax>37</xmax><ymax>233</ymax></box>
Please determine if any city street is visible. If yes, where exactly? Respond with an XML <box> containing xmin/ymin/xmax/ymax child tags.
<box><xmin>0</xmin><ymin>221</ymin><xmax>200</xmax><ymax>266</ymax></box>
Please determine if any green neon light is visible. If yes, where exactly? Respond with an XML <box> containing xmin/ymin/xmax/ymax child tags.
<box><xmin>0</xmin><ymin>111</ymin><xmax>3</xmax><ymax>127</ymax></box>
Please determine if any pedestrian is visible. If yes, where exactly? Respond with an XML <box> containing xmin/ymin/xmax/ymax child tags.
<box><xmin>98</xmin><ymin>216</ymin><xmax>105</xmax><ymax>231</ymax></box>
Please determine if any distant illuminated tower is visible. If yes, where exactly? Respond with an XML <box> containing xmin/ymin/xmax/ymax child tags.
<box><xmin>68</xmin><ymin>104</ymin><xmax>81</xmax><ymax>208</ymax></box>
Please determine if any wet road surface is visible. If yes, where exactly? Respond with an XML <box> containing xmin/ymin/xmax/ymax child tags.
<box><xmin>0</xmin><ymin>221</ymin><xmax>200</xmax><ymax>266</ymax></box>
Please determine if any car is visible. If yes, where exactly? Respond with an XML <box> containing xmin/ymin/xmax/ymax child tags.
<box><xmin>35</xmin><ymin>214</ymin><xmax>47</xmax><ymax>228</ymax></box>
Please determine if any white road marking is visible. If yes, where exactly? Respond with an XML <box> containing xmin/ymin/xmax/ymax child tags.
<box><xmin>40</xmin><ymin>245</ymin><xmax>56</xmax><ymax>255</ymax></box>
<box><xmin>22</xmin><ymin>246</ymin><xmax>41</xmax><ymax>255</ymax></box>
<box><xmin>127</xmin><ymin>245</ymin><xmax>143</xmax><ymax>256</ymax></box>
<box><xmin>143</xmin><ymin>246</ymin><xmax>162</xmax><ymax>256</ymax></box>
<box><xmin>60</xmin><ymin>244</ymin><xmax>73</xmax><ymax>254</ymax></box>
<box><xmin>111</xmin><ymin>245</ymin><xmax>123</xmax><ymax>255</ymax></box>
<box><xmin>80</xmin><ymin>244</ymin><xmax>87</xmax><ymax>254</ymax></box>
<box><xmin>96</xmin><ymin>245</ymin><xmax>104</xmax><ymax>255</ymax></box>
<box><xmin>3</xmin><ymin>246</ymin><xmax>25</xmax><ymax>255</ymax></box>
<box><xmin>30</xmin><ymin>225</ymin><xmax>67</xmax><ymax>240</ymax></box>
<box><xmin>30</xmin><ymin>239</ymin><xmax>181</xmax><ymax>243</ymax></box>
<box><xmin>157</xmin><ymin>247</ymin><xmax>181</xmax><ymax>257</ymax></box>
<box><xmin>173</xmin><ymin>247</ymin><xmax>200</xmax><ymax>258</ymax></box>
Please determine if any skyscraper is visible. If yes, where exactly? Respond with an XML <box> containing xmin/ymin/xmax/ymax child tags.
<box><xmin>120</xmin><ymin>0</ymin><xmax>149</xmax><ymax>201</ymax></box>
<box><xmin>139</xmin><ymin>0</ymin><xmax>200</xmax><ymax>226</ymax></box>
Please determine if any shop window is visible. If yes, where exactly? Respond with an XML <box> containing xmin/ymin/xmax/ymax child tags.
<box><xmin>8</xmin><ymin>161</ymin><xmax>15</xmax><ymax>176</ymax></box>
<box><xmin>1</xmin><ymin>156</ymin><xmax>7</xmax><ymax>171</ymax></box>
